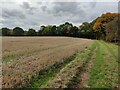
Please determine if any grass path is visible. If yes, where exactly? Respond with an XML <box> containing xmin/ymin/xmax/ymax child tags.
<box><xmin>88</xmin><ymin>41</ymin><xmax>118</xmax><ymax>88</ymax></box>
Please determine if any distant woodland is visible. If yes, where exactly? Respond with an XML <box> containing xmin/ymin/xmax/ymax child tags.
<box><xmin>1</xmin><ymin>12</ymin><xmax>120</xmax><ymax>43</ymax></box>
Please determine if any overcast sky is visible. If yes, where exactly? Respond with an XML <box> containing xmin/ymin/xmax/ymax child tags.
<box><xmin>0</xmin><ymin>0</ymin><xmax>119</xmax><ymax>30</ymax></box>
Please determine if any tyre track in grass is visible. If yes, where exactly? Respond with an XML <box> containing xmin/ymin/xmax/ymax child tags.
<box><xmin>76</xmin><ymin>46</ymin><xmax>97</xmax><ymax>88</ymax></box>
<box><xmin>66</xmin><ymin>41</ymin><xmax>97</xmax><ymax>88</ymax></box>
<box><xmin>100</xmin><ymin>41</ymin><xmax>118</xmax><ymax>88</ymax></box>
<box><xmin>45</xmin><ymin>41</ymin><xmax>96</xmax><ymax>88</ymax></box>
<box><xmin>101</xmin><ymin>41</ymin><xmax>118</xmax><ymax>60</ymax></box>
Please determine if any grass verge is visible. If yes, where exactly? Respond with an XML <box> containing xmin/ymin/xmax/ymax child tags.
<box><xmin>88</xmin><ymin>41</ymin><xmax>118</xmax><ymax>88</ymax></box>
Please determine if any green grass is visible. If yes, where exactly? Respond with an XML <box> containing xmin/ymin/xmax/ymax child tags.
<box><xmin>102</xmin><ymin>41</ymin><xmax>118</xmax><ymax>60</ymax></box>
<box><xmin>3</xmin><ymin>53</ymin><xmax>25</xmax><ymax>63</ymax></box>
<box><xmin>88</xmin><ymin>41</ymin><xmax>118</xmax><ymax>88</ymax></box>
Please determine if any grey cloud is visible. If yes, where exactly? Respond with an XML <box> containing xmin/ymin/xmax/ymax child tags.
<box><xmin>21</xmin><ymin>2</ymin><xmax>30</xmax><ymax>9</ymax></box>
<box><xmin>69</xmin><ymin>16</ymin><xmax>84</xmax><ymax>23</ymax></box>
<box><xmin>41</xmin><ymin>6</ymin><xmax>47</xmax><ymax>11</ymax></box>
<box><xmin>20</xmin><ymin>2</ymin><xmax>36</xmax><ymax>10</ymax></box>
<box><xmin>2</xmin><ymin>9</ymin><xmax>26</xmax><ymax>19</ymax></box>
<box><xmin>41</xmin><ymin>2</ymin><xmax>96</xmax><ymax>20</ymax></box>
<box><xmin>20</xmin><ymin>2</ymin><xmax>36</xmax><ymax>15</ymax></box>
<box><xmin>46</xmin><ymin>2</ymin><xmax>96</xmax><ymax>15</ymax></box>
<box><xmin>53</xmin><ymin>2</ymin><xmax>78</xmax><ymax>13</ymax></box>
<box><xmin>2</xmin><ymin>16</ymin><xmax>39</xmax><ymax>30</ymax></box>
<box><xmin>2</xmin><ymin>19</ymin><xmax>24</xmax><ymax>29</ymax></box>
<box><xmin>49</xmin><ymin>2</ymin><xmax>83</xmax><ymax>16</ymax></box>
<box><xmin>44</xmin><ymin>2</ymin><xmax>94</xmax><ymax>23</ymax></box>
<box><xmin>89</xmin><ymin>2</ymin><xmax>96</xmax><ymax>8</ymax></box>
<box><xmin>36</xmin><ymin>2</ymin><xmax>42</xmax><ymax>5</ymax></box>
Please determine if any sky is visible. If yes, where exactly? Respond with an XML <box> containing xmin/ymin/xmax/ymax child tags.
<box><xmin>0</xmin><ymin>0</ymin><xmax>119</xmax><ymax>30</ymax></box>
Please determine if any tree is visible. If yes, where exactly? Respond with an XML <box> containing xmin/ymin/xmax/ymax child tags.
<box><xmin>106</xmin><ymin>17</ymin><xmax>119</xmax><ymax>42</ymax></box>
<box><xmin>38</xmin><ymin>26</ymin><xmax>45</xmax><ymax>36</ymax></box>
<box><xmin>66</xmin><ymin>24</ymin><xmax>74</xmax><ymax>36</ymax></box>
<box><xmin>62</xmin><ymin>24</ymin><xmax>68</xmax><ymax>36</ymax></box>
<box><xmin>13</xmin><ymin>27</ymin><xmax>24</xmax><ymax>36</ymax></box>
<box><xmin>51</xmin><ymin>25</ymin><xmax>57</xmax><ymax>35</ymax></box>
<box><xmin>24</xmin><ymin>31</ymin><xmax>28</xmax><ymax>36</ymax></box>
<box><xmin>2</xmin><ymin>28</ymin><xmax>11</xmax><ymax>36</ymax></box>
<box><xmin>93</xmin><ymin>21</ymin><xmax>105</xmax><ymax>39</ymax></box>
<box><xmin>0</xmin><ymin>29</ymin><xmax>1</xmax><ymax>36</ymax></box>
<box><xmin>27</xmin><ymin>28</ymin><xmax>37</xmax><ymax>36</ymax></box>
<box><xmin>56</xmin><ymin>24</ymin><xmax>64</xmax><ymax>36</ymax></box>
<box><xmin>78</xmin><ymin>22</ymin><xmax>94</xmax><ymax>39</ymax></box>
<box><xmin>93</xmin><ymin>13</ymin><xmax>120</xmax><ymax>39</ymax></box>
<box><xmin>42</xmin><ymin>25</ymin><xmax>52</xmax><ymax>35</ymax></box>
<box><xmin>72</xmin><ymin>26</ymin><xmax>78</xmax><ymax>37</ymax></box>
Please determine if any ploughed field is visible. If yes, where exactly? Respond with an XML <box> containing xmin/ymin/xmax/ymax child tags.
<box><xmin>2</xmin><ymin>37</ymin><xmax>118</xmax><ymax>88</ymax></box>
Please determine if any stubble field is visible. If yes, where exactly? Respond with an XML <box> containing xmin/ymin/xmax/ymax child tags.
<box><xmin>2</xmin><ymin>37</ymin><xmax>118</xmax><ymax>88</ymax></box>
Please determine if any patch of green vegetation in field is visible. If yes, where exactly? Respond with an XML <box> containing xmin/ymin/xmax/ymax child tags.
<box><xmin>28</xmin><ymin>53</ymin><xmax>77</xmax><ymax>88</ymax></box>
<box><xmin>3</xmin><ymin>53</ymin><xmax>24</xmax><ymax>63</ymax></box>
<box><xmin>88</xmin><ymin>41</ymin><xmax>118</xmax><ymax>88</ymax></box>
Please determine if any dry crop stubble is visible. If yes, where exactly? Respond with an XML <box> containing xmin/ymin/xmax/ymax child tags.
<box><xmin>2</xmin><ymin>37</ymin><xmax>93</xmax><ymax>88</ymax></box>
<box><xmin>3</xmin><ymin>37</ymin><xmax>87</xmax><ymax>63</ymax></box>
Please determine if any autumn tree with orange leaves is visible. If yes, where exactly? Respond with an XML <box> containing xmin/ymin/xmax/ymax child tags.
<box><xmin>93</xmin><ymin>13</ymin><xmax>119</xmax><ymax>39</ymax></box>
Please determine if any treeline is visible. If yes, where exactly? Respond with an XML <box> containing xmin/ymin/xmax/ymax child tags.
<box><xmin>0</xmin><ymin>22</ymin><xmax>96</xmax><ymax>38</ymax></box>
<box><xmin>1</xmin><ymin>12</ymin><xmax>120</xmax><ymax>43</ymax></box>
